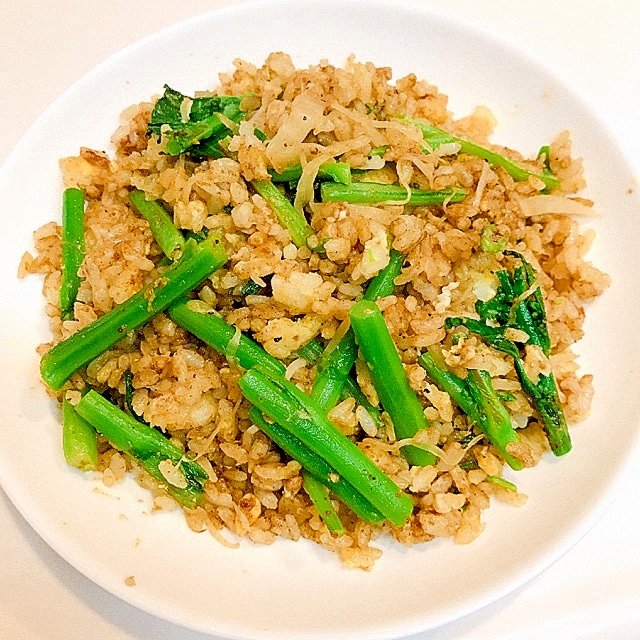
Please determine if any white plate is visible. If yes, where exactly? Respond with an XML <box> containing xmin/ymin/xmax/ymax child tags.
<box><xmin>1</xmin><ymin>1</ymin><xmax>638</xmax><ymax>639</ymax></box>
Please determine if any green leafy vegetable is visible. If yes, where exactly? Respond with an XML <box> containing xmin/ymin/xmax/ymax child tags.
<box><xmin>445</xmin><ymin>251</ymin><xmax>571</xmax><ymax>456</ymax></box>
<box><xmin>148</xmin><ymin>85</ymin><xmax>246</xmax><ymax>157</ymax></box>
<box><xmin>418</xmin><ymin>350</ymin><xmax>523</xmax><ymax>470</ymax></box>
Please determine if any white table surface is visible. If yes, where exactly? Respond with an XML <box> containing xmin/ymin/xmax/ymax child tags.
<box><xmin>1</xmin><ymin>1</ymin><xmax>639</xmax><ymax>639</ymax></box>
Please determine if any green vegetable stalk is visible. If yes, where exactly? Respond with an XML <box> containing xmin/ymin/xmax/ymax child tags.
<box><xmin>418</xmin><ymin>350</ymin><xmax>523</xmax><ymax>470</ymax></box>
<box><xmin>248</xmin><ymin>408</ymin><xmax>384</xmax><ymax>524</ymax></box>
<box><xmin>406</xmin><ymin>117</ymin><xmax>560</xmax><ymax>191</ymax></box>
<box><xmin>269</xmin><ymin>161</ymin><xmax>352</xmax><ymax>185</ymax></box>
<box><xmin>129</xmin><ymin>189</ymin><xmax>185</xmax><ymax>260</ymax></box>
<box><xmin>311</xmin><ymin>249</ymin><xmax>405</xmax><ymax>412</ymax></box>
<box><xmin>40</xmin><ymin>236</ymin><xmax>228</xmax><ymax>390</ymax></box>
<box><xmin>169</xmin><ymin>298</ymin><xmax>386</xmax><ymax>523</ymax></box>
<box><xmin>251</xmin><ymin>179</ymin><xmax>316</xmax><ymax>249</ymax></box>
<box><xmin>59</xmin><ymin>188</ymin><xmax>86</xmax><ymax>321</ymax></box>
<box><xmin>349</xmin><ymin>299</ymin><xmax>436</xmax><ymax>467</ymax></box>
<box><xmin>239</xmin><ymin>367</ymin><xmax>413</xmax><ymax>527</ymax></box>
<box><xmin>466</xmin><ymin>369</ymin><xmax>523</xmax><ymax>469</ymax></box>
<box><xmin>168</xmin><ymin>297</ymin><xmax>285</xmax><ymax>377</ymax></box>
<box><xmin>75</xmin><ymin>390</ymin><xmax>208</xmax><ymax>508</ymax></box>
<box><xmin>298</xmin><ymin>339</ymin><xmax>384</xmax><ymax>429</ymax></box>
<box><xmin>62</xmin><ymin>396</ymin><xmax>99</xmax><ymax>472</ymax></box>
<box><xmin>320</xmin><ymin>182</ymin><xmax>467</xmax><ymax>206</ymax></box>
<box><xmin>302</xmin><ymin>469</ymin><xmax>345</xmax><ymax>536</ymax></box>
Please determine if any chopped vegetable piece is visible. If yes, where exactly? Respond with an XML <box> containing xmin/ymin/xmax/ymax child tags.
<box><xmin>466</xmin><ymin>369</ymin><xmax>524</xmax><ymax>470</ymax></box>
<box><xmin>123</xmin><ymin>369</ymin><xmax>149</xmax><ymax>425</ymax></box>
<box><xmin>296</xmin><ymin>339</ymin><xmax>325</xmax><ymax>363</ymax></box>
<box><xmin>240</xmin><ymin>280</ymin><xmax>263</xmax><ymax>296</ymax></box>
<box><xmin>251</xmin><ymin>179</ymin><xmax>316</xmax><ymax>249</ymax></box>
<box><xmin>321</xmin><ymin>182</ymin><xmax>466</xmax><ymax>205</ymax></box>
<box><xmin>311</xmin><ymin>249</ymin><xmax>405</xmax><ymax>412</ymax></box>
<box><xmin>298</xmin><ymin>338</ymin><xmax>384</xmax><ymax>428</ymax></box>
<box><xmin>480</xmin><ymin>224</ymin><xmax>507</xmax><ymax>254</ymax></box>
<box><xmin>536</xmin><ymin>145</ymin><xmax>558</xmax><ymax>191</ymax></box>
<box><xmin>311</xmin><ymin>330</ymin><xmax>359</xmax><ymax>411</ymax></box>
<box><xmin>168</xmin><ymin>297</ymin><xmax>285</xmax><ymax>377</ymax></box>
<box><xmin>248</xmin><ymin>408</ymin><xmax>384</xmax><ymax>524</ymax></box>
<box><xmin>239</xmin><ymin>368</ymin><xmax>413</xmax><ymax>527</ymax></box>
<box><xmin>148</xmin><ymin>85</ymin><xmax>246</xmax><ymax>157</ymax></box>
<box><xmin>349</xmin><ymin>300</ymin><xmax>436</xmax><ymax>466</ymax></box>
<box><xmin>418</xmin><ymin>350</ymin><xmax>524</xmax><ymax>470</ymax></box>
<box><xmin>40</xmin><ymin>236</ymin><xmax>228</xmax><ymax>390</ymax></box>
<box><xmin>76</xmin><ymin>390</ymin><xmax>207</xmax><ymax>508</ymax></box>
<box><xmin>303</xmin><ymin>470</ymin><xmax>346</xmax><ymax>535</ymax></box>
<box><xmin>270</xmin><ymin>161</ymin><xmax>352</xmax><ymax>185</ymax></box>
<box><xmin>59</xmin><ymin>188</ymin><xmax>86</xmax><ymax>321</ymax></box>
<box><xmin>446</xmin><ymin>251</ymin><xmax>571</xmax><ymax>456</ymax></box>
<box><xmin>129</xmin><ymin>189</ymin><xmax>185</xmax><ymax>260</ymax></box>
<box><xmin>407</xmin><ymin>118</ymin><xmax>560</xmax><ymax>190</ymax></box>
<box><xmin>62</xmin><ymin>397</ymin><xmax>98</xmax><ymax>472</ymax></box>
<box><xmin>361</xmin><ymin>248</ymin><xmax>405</xmax><ymax>303</ymax></box>
<box><xmin>486</xmin><ymin>475</ymin><xmax>518</xmax><ymax>492</ymax></box>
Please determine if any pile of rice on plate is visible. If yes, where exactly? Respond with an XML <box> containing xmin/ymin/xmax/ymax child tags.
<box><xmin>19</xmin><ymin>53</ymin><xmax>610</xmax><ymax>570</ymax></box>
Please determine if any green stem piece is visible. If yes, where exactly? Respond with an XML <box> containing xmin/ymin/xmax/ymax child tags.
<box><xmin>40</xmin><ymin>236</ymin><xmax>228</xmax><ymax>390</ymax></box>
<box><xmin>320</xmin><ymin>182</ymin><xmax>467</xmax><ymax>206</ymax></box>
<box><xmin>239</xmin><ymin>368</ymin><xmax>413</xmax><ymax>527</ymax></box>
<box><xmin>248</xmin><ymin>408</ymin><xmax>385</xmax><ymax>524</ymax></box>
<box><xmin>167</xmin><ymin>297</ymin><xmax>285</xmax><ymax>377</ymax></box>
<box><xmin>251</xmin><ymin>179</ymin><xmax>316</xmax><ymax>249</ymax></box>
<box><xmin>62</xmin><ymin>396</ymin><xmax>99</xmax><ymax>472</ymax></box>
<box><xmin>302</xmin><ymin>469</ymin><xmax>345</xmax><ymax>536</ymax></box>
<box><xmin>129</xmin><ymin>189</ymin><xmax>185</xmax><ymax>260</ymax></box>
<box><xmin>269</xmin><ymin>161</ymin><xmax>352</xmax><ymax>185</ymax></box>
<box><xmin>311</xmin><ymin>249</ymin><xmax>405</xmax><ymax>412</ymax></box>
<box><xmin>466</xmin><ymin>369</ymin><xmax>524</xmax><ymax>471</ymax></box>
<box><xmin>408</xmin><ymin>118</ymin><xmax>560</xmax><ymax>191</ymax></box>
<box><xmin>349</xmin><ymin>299</ymin><xmax>436</xmax><ymax>467</ymax></box>
<box><xmin>75</xmin><ymin>389</ymin><xmax>207</xmax><ymax>508</ymax></box>
<box><xmin>59</xmin><ymin>188</ymin><xmax>86</xmax><ymax>321</ymax></box>
<box><xmin>418</xmin><ymin>350</ymin><xmax>523</xmax><ymax>470</ymax></box>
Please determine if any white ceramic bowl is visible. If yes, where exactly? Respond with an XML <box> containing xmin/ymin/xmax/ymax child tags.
<box><xmin>1</xmin><ymin>1</ymin><xmax>638</xmax><ymax>639</ymax></box>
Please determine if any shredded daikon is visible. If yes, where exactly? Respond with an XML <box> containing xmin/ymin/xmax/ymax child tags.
<box><xmin>518</xmin><ymin>194</ymin><xmax>599</xmax><ymax>217</ymax></box>
<box><xmin>266</xmin><ymin>92</ymin><xmax>325</xmax><ymax>172</ymax></box>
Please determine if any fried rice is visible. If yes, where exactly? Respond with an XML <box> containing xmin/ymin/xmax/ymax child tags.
<box><xmin>19</xmin><ymin>52</ymin><xmax>610</xmax><ymax>570</ymax></box>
